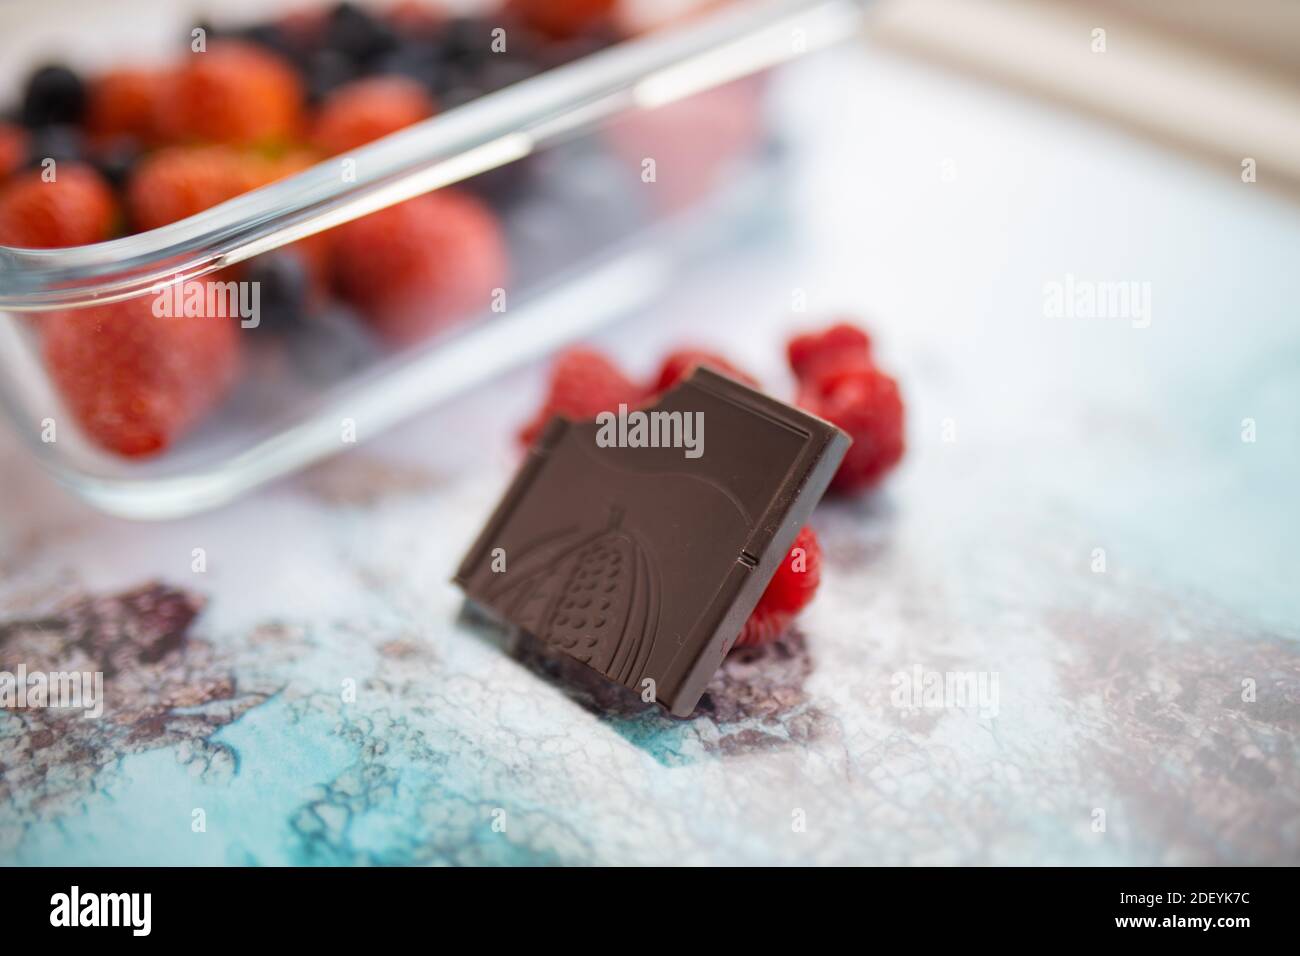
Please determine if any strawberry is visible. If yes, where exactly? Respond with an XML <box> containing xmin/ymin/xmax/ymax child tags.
<box><xmin>787</xmin><ymin>321</ymin><xmax>872</xmax><ymax>384</ymax></box>
<box><xmin>310</xmin><ymin>75</ymin><xmax>436</xmax><ymax>156</ymax></box>
<box><xmin>387</xmin><ymin>0</ymin><xmax>445</xmax><ymax>35</ymax></box>
<box><xmin>127</xmin><ymin>146</ymin><xmax>252</xmax><ymax>231</ymax></box>
<box><xmin>518</xmin><ymin>347</ymin><xmax>644</xmax><ymax>448</ymax></box>
<box><xmin>161</xmin><ymin>41</ymin><xmax>304</xmax><ymax>146</ymax></box>
<box><xmin>650</xmin><ymin>348</ymin><xmax>758</xmax><ymax>394</ymax></box>
<box><xmin>604</xmin><ymin>78</ymin><xmax>764</xmax><ymax>214</ymax></box>
<box><xmin>0</xmin><ymin>164</ymin><xmax>116</xmax><ymax>249</ymax></box>
<box><xmin>0</xmin><ymin>122</ymin><xmax>28</xmax><ymax>183</ymax></box>
<box><xmin>615</xmin><ymin>0</ymin><xmax>729</xmax><ymax>35</ymax></box>
<box><xmin>84</xmin><ymin>68</ymin><xmax>168</xmax><ymax>146</ymax></box>
<box><xmin>126</xmin><ymin>145</ymin><xmax>309</xmax><ymax>231</ymax></box>
<box><xmin>330</xmin><ymin>190</ymin><xmax>507</xmax><ymax>346</ymax></box>
<box><xmin>799</xmin><ymin>364</ymin><xmax>905</xmax><ymax>494</ymax></box>
<box><xmin>507</xmin><ymin>0</ymin><xmax>617</xmax><ymax>40</ymax></box>
<box><xmin>41</xmin><ymin>282</ymin><xmax>242</xmax><ymax>457</ymax></box>
<box><xmin>736</xmin><ymin>526</ymin><xmax>822</xmax><ymax>649</ymax></box>
<box><xmin>276</xmin><ymin>7</ymin><xmax>329</xmax><ymax>47</ymax></box>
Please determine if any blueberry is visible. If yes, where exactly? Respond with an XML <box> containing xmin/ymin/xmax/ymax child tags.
<box><xmin>374</xmin><ymin>40</ymin><xmax>440</xmax><ymax>92</ymax></box>
<box><xmin>479</xmin><ymin>58</ymin><xmax>538</xmax><ymax>95</ymax></box>
<box><xmin>461</xmin><ymin>156</ymin><xmax>537</xmax><ymax>208</ymax></box>
<box><xmin>21</xmin><ymin>65</ymin><xmax>86</xmax><ymax>128</ymax></box>
<box><xmin>428</xmin><ymin>59</ymin><xmax>476</xmax><ymax>100</ymax></box>
<box><xmin>237</xmin><ymin>23</ymin><xmax>300</xmax><ymax>62</ymax></box>
<box><xmin>428</xmin><ymin>17</ymin><xmax>548</xmax><ymax>101</ymax></box>
<box><xmin>24</xmin><ymin>124</ymin><xmax>84</xmax><ymax>168</ymax></box>
<box><xmin>539</xmin><ymin>28</ymin><xmax>620</xmax><ymax>70</ymax></box>
<box><xmin>305</xmin><ymin>48</ymin><xmax>359</xmax><ymax>104</ymax></box>
<box><xmin>92</xmin><ymin>137</ymin><xmax>142</xmax><ymax>190</ymax></box>
<box><xmin>326</xmin><ymin>2</ymin><xmax>398</xmax><ymax>66</ymax></box>
<box><xmin>437</xmin><ymin>84</ymin><xmax>485</xmax><ymax>112</ymax></box>
<box><xmin>289</xmin><ymin>305</ymin><xmax>379</xmax><ymax>381</ymax></box>
<box><xmin>438</xmin><ymin>17</ymin><xmax>496</xmax><ymax>69</ymax></box>
<box><xmin>245</xmin><ymin>251</ymin><xmax>312</xmax><ymax>331</ymax></box>
<box><xmin>435</xmin><ymin>56</ymin><xmax>535</xmax><ymax>106</ymax></box>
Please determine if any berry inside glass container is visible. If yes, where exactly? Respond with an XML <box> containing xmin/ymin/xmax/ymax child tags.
<box><xmin>0</xmin><ymin>0</ymin><xmax>865</xmax><ymax>516</ymax></box>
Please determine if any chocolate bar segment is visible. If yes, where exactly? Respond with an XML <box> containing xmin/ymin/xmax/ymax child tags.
<box><xmin>454</xmin><ymin>367</ymin><xmax>850</xmax><ymax>716</ymax></box>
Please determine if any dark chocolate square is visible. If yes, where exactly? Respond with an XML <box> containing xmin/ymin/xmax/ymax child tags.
<box><xmin>454</xmin><ymin>367</ymin><xmax>850</xmax><ymax>716</ymax></box>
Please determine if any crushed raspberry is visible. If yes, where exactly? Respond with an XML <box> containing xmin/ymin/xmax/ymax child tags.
<box><xmin>800</xmin><ymin>363</ymin><xmax>904</xmax><ymax>493</ymax></box>
<box><xmin>787</xmin><ymin>321</ymin><xmax>904</xmax><ymax>493</ymax></box>
<box><xmin>518</xmin><ymin>348</ymin><xmax>645</xmax><ymax>448</ymax></box>
<box><xmin>787</xmin><ymin>321</ymin><xmax>873</xmax><ymax>385</ymax></box>
<box><xmin>736</xmin><ymin>526</ymin><xmax>822</xmax><ymax>648</ymax></box>
<box><xmin>650</xmin><ymin>348</ymin><xmax>759</xmax><ymax>394</ymax></box>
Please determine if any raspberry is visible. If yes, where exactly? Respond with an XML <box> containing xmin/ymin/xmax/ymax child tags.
<box><xmin>650</xmin><ymin>348</ymin><xmax>758</xmax><ymax>394</ymax></box>
<box><xmin>331</xmin><ymin>190</ymin><xmax>507</xmax><ymax>346</ymax></box>
<box><xmin>799</xmin><ymin>364</ymin><xmax>904</xmax><ymax>493</ymax></box>
<box><xmin>735</xmin><ymin>526</ymin><xmax>822</xmax><ymax>649</ymax></box>
<box><xmin>0</xmin><ymin>122</ymin><xmax>28</xmax><ymax>182</ymax></box>
<box><xmin>0</xmin><ymin>164</ymin><xmax>116</xmax><ymax>248</ymax></box>
<box><xmin>310</xmin><ymin>76</ymin><xmax>436</xmax><ymax>156</ymax></box>
<box><xmin>507</xmin><ymin>0</ymin><xmax>617</xmax><ymax>41</ymax></box>
<box><xmin>126</xmin><ymin>145</ymin><xmax>302</xmax><ymax>231</ymax></box>
<box><xmin>41</xmin><ymin>282</ymin><xmax>242</xmax><ymax>457</ymax></box>
<box><xmin>84</xmin><ymin>68</ymin><xmax>167</xmax><ymax>146</ymax></box>
<box><xmin>787</xmin><ymin>321</ymin><xmax>872</xmax><ymax>384</ymax></box>
<box><xmin>162</xmin><ymin>41</ymin><xmax>304</xmax><ymax>146</ymax></box>
<box><xmin>518</xmin><ymin>347</ymin><xmax>643</xmax><ymax>448</ymax></box>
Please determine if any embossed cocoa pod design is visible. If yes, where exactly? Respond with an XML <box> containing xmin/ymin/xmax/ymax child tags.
<box><xmin>541</xmin><ymin>529</ymin><xmax>658</xmax><ymax>685</ymax></box>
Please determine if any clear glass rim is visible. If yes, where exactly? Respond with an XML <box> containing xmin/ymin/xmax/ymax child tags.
<box><xmin>0</xmin><ymin>0</ymin><xmax>866</xmax><ymax>313</ymax></box>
